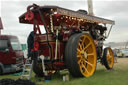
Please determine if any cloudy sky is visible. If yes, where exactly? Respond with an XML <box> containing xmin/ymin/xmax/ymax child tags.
<box><xmin>0</xmin><ymin>0</ymin><xmax>128</xmax><ymax>44</ymax></box>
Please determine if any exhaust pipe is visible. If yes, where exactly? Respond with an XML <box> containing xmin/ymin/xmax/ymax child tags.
<box><xmin>0</xmin><ymin>17</ymin><xmax>3</xmax><ymax>35</ymax></box>
<box><xmin>88</xmin><ymin>0</ymin><xmax>94</xmax><ymax>16</ymax></box>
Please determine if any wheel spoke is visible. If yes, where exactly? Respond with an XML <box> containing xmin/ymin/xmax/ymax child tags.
<box><xmin>81</xmin><ymin>37</ymin><xmax>86</xmax><ymax>49</ymax></box>
<box><xmin>84</xmin><ymin>60</ymin><xmax>93</xmax><ymax>67</ymax></box>
<box><xmin>83</xmin><ymin>42</ymin><xmax>91</xmax><ymax>51</ymax></box>
<box><xmin>107</xmin><ymin>56</ymin><xmax>112</xmax><ymax>61</ymax></box>
<box><xmin>77</xmin><ymin>48</ymin><xmax>81</xmax><ymax>54</ymax></box>
<box><xmin>87</xmin><ymin>53</ymin><xmax>94</xmax><ymax>56</ymax></box>
<box><xmin>78</xmin><ymin>43</ymin><xmax>82</xmax><ymax>50</ymax></box>
<box><xmin>107</xmin><ymin>56</ymin><xmax>109</xmax><ymax>60</ymax></box>
<box><xmin>78</xmin><ymin>59</ymin><xmax>82</xmax><ymax>65</ymax></box>
<box><xmin>107</xmin><ymin>54</ymin><xmax>112</xmax><ymax>62</ymax></box>
<box><xmin>81</xmin><ymin>63</ymin><xmax>89</xmax><ymax>74</ymax></box>
<box><xmin>77</xmin><ymin>55</ymin><xmax>82</xmax><ymax>59</ymax></box>
<box><xmin>107</xmin><ymin>50</ymin><xmax>111</xmax><ymax>56</ymax></box>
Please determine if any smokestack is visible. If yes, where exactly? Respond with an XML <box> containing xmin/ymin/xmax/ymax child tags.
<box><xmin>0</xmin><ymin>17</ymin><xmax>3</xmax><ymax>35</ymax></box>
<box><xmin>88</xmin><ymin>0</ymin><xmax>94</xmax><ymax>16</ymax></box>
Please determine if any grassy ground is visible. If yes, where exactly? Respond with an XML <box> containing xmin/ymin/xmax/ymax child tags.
<box><xmin>0</xmin><ymin>58</ymin><xmax>128</xmax><ymax>85</ymax></box>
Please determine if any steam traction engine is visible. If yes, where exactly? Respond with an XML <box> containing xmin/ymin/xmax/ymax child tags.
<box><xmin>19</xmin><ymin>4</ymin><xmax>115</xmax><ymax>77</ymax></box>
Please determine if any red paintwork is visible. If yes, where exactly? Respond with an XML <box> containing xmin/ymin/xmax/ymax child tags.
<box><xmin>32</xmin><ymin>42</ymin><xmax>39</xmax><ymax>51</ymax></box>
<box><xmin>19</xmin><ymin>4</ymin><xmax>94</xmax><ymax>69</ymax></box>
<box><xmin>39</xmin><ymin>41</ymin><xmax>65</xmax><ymax>60</ymax></box>
<box><xmin>25</xmin><ymin>11</ymin><xmax>34</xmax><ymax>21</ymax></box>
<box><xmin>53</xmin><ymin>62</ymin><xmax>64</xmax><ymax>66</ymax></box>
<box><xmin>0</xmin><ymin>35</ymin><xmax>24</xmax><ymax>64</ymax></box>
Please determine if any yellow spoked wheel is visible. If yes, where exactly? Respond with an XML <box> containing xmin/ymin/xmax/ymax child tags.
<box><xmin>77</xmin><ymin>34</ymin><xmax>97</xmax><ymax>77</ymax></box>
<box><xmin>103</xmin><ymin>47</ymin><xmax>114</xmax><ymax>69</ymax></box>
<box><xmin>65</xmin><ymin>33</ymin><xmax>97</xmax><ymax>77</ymax></box>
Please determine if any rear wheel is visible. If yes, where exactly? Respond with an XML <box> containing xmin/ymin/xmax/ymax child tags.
<box><xmin>33</xmin><ymin>58</ymin><xmax>56</xmax><ymax>77</ymax></box>
<box><xmin>103</xmin><ymin>47</ymin><xmax>114</xmax><ymax>69</ymax></box>
<box><xmin>65</xmin><ymin>33</ymin><xmax>97</xmax><ymax>77</ymax></box>
<box><xmin>33</xmin><ymin>59</ymin><xmax>44</xmax><ymax>77</ymax></box>
<box><xmin>0</xmin><ymin>66</ymin><xmax>3</xmax><ymax>75</ymax></box>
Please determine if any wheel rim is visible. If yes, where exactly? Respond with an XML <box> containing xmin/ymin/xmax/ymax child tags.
<box><xmin>77</xmin><ymin>34</ymin><xmax>97</xmax><ymax>77</ymax></box>
<box><xmin>106</xmin><ymin>48</ymin><xmax>114</xmax><ymax>68</ymax></box>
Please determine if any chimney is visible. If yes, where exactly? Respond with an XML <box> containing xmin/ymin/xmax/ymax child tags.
<box><xmin>0</xmin><ymin>17</ymin><xmax>3</xmax><ymax>35</ymax></box>
<box><xmin>88</xmin><ymin>0</ymin><xmax>94</xmax><ymax>16</ymax></box>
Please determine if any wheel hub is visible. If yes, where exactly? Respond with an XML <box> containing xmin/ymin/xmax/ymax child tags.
<box><xmin>81</xmin><ymin>51</ymin><xmax>88</xmax><ymax>59</ymax></box>
<box><xmin>84</xmin><ymin>52</ymin><xmax>88</xmax><ymax>59</ymax></box>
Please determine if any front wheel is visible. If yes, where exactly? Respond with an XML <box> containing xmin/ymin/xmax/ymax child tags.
<box><xmin>65</xmin><ymin>33</ymin><xmax>97</xmax><ymax>77</ymax></box>
<box><xmin>103</xmin><ymin>47</ymin><xmax>114</xmax><ymax>69</ymax></box>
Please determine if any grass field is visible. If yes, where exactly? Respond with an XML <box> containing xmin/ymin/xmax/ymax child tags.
<box><xmin>0</xmin><ymin>58</ymin><xmax>128</xmax><ymax>85</ymax></box>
